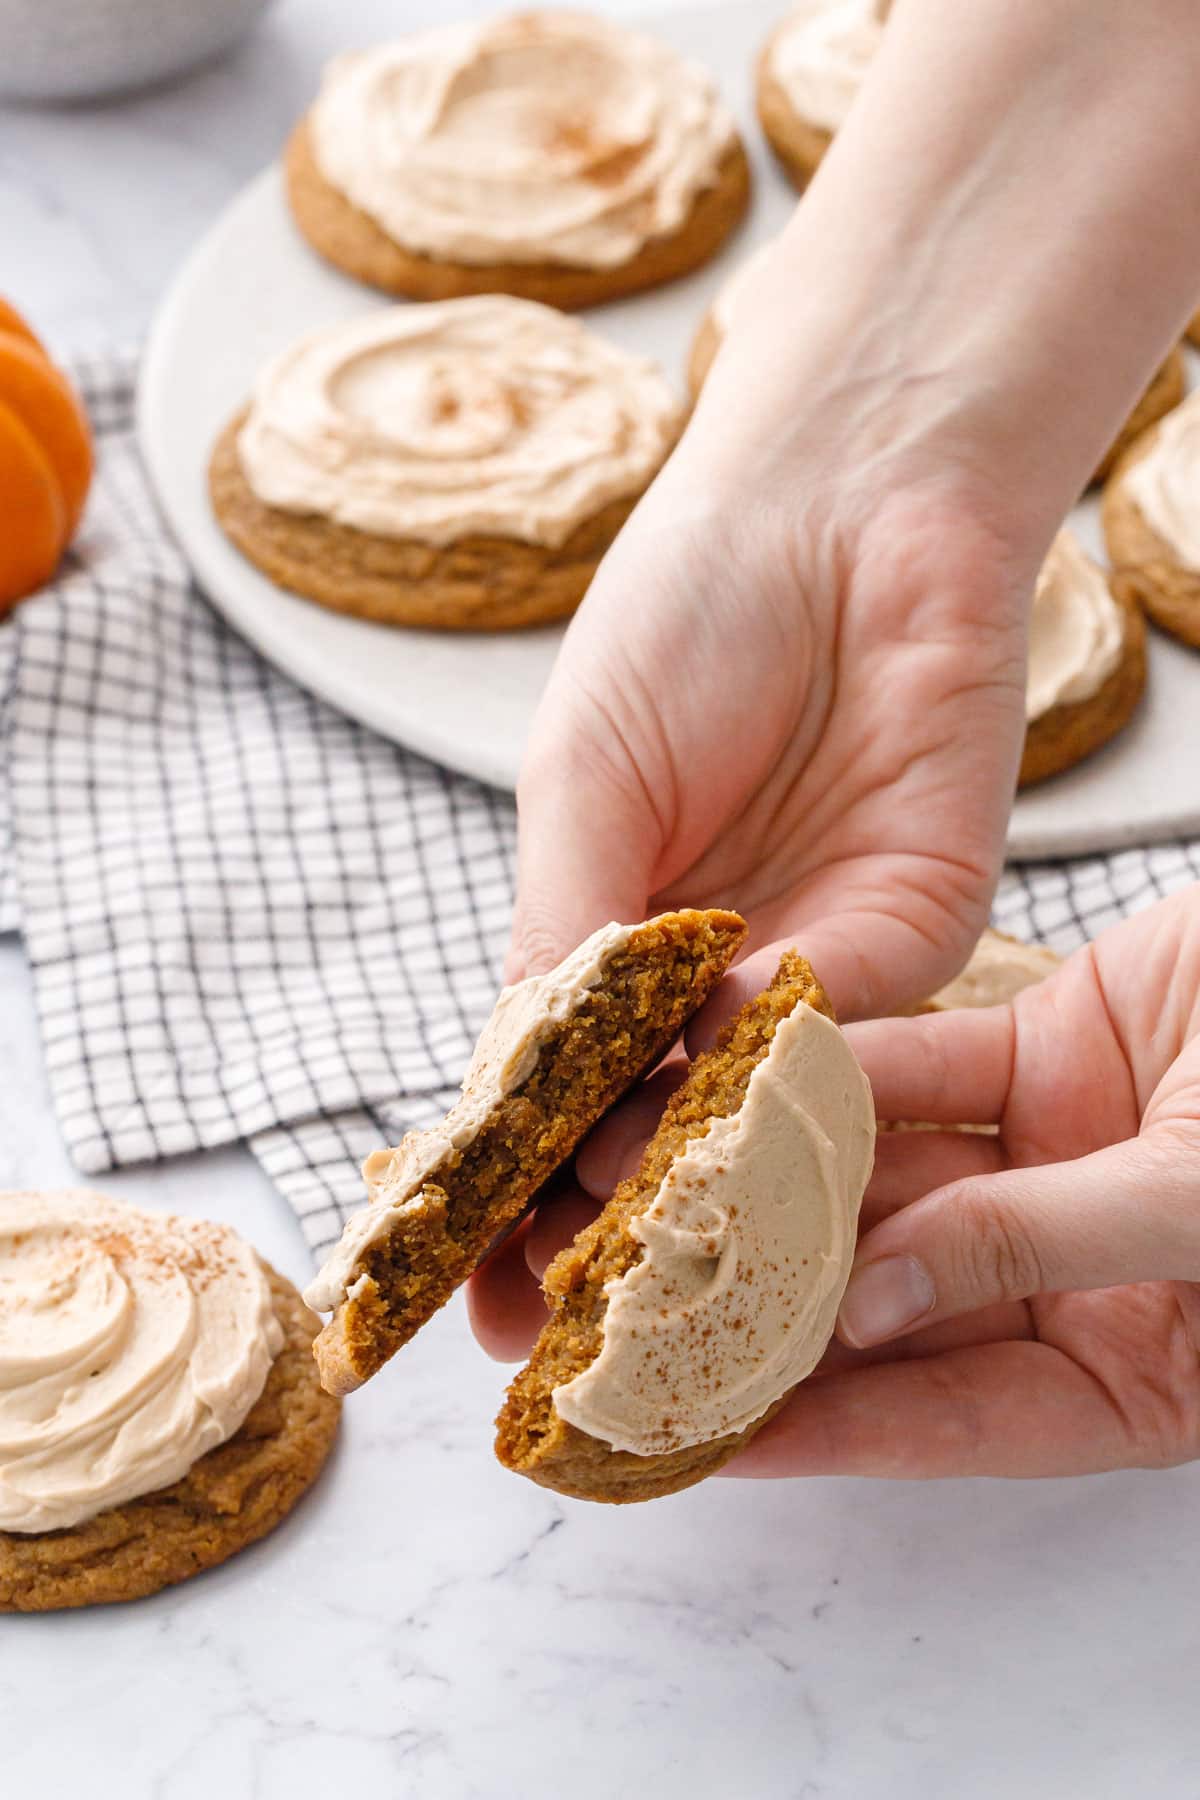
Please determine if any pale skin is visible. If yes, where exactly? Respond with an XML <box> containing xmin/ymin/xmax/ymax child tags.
<box><xmin>468</xmin><ymin>0</ymin><xmax>1200</xmax><ymax>1477</ymax></box>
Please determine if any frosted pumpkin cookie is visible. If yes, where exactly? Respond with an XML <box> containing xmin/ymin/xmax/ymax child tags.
<box><xmin>756</xmin><ymin>0</ymin><xmax>888</xmax><ymax>190</ymax></box>
<box><xmin>1019</xmin><ymin>527</ymin><xmax>1145</xmax><ymax>787</ymax></box>
<box><xmin>496</xmin><ymin>951</ymin><xmax>874</xmax><ymax>1504</ymax></box>
<box><xmin>209</xmin><ymin>298</ymin><xmax>682</xmax><ymax>630</ymax></box>
<box><xmin>922</xmin><ymin>928</ymin><xmax>1060</xmax><ymax>1012</ymax></box>
<box><xmin>305</xmin><ymin>910</ymin><xmax>747</xmax><ymax>1396</ymax></box>
<box><xmin>286</xmin><ymin>11</ymin><xmax>750</xmax><ymax>309</ymax></box>
<box><xmin>1103</xmin><ymin>393</ymin><xmax>1200</xmax><ymax>649</ymax></box>
<box><xmin>0</xmin><ymin>1192</ymin><xmax>339</xmax><ymax>1612</ymax></box>
<box><xmin>1188</xmin><ymin>311</ymin><xmax>1200</xmax><ymax>350</ymax></box>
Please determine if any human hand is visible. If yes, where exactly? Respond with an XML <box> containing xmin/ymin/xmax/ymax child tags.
<box><xmin>474</xmin><ymin>893</ymin><xmax>1200</xmax><ymax>1477</ymax></box>
<box><xmin>511</xmin><ymin>413</ymin><xmax>1030</xmax><ymax>1020</ymax></box>
<box><xmin>481</xmin><ymin>242</ymin><xmax>1041</xmax><ymax>1363</ymax></box>
<box><xmin>510</xmin><ymin>0</ymin><xmax>1200</xmax><ymax>1015</ymax></box>
<box><xmin>733</xmin><ymin>888</ymin><xmax>1200</xmax><ymax>1479</ymax></box>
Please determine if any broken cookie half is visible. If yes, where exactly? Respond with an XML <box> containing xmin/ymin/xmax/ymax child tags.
<box><xmin>495</xmin><ymin>950</ymin><xmax>875</xmax><ymax>1503</ymax></box>
<box><xmin>304</xmin><ymin>909</ymin><xmax>747</xmax><ymax>1394</ymax></box>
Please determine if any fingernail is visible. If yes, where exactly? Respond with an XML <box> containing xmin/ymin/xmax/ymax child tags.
<box><xmin>839</xmin><ymin>1255</ymin><xmax>936</xmax><ymax>1347</ymax></box>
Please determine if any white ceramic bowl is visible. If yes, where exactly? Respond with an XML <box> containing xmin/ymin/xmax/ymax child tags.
<box><xmin>0</xmin><ymin>0</ymin><xmax>275</xmax><ymax>101</ymax></box>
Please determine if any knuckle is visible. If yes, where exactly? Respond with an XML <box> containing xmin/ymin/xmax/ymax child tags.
<box><xmin>949</xmin><ymin>1189</ymin><xmax>1046</xmax><ymax>1303</ymax></box>
<box><xmin>514</xmin><ymin>903</ymin><xmax>570</xmax><ymax>979</ymax></box>
<box><xmin>1112</xmin><ymin>1289</ymin><xmax>1200</xmax><ymax>1470</ymax></box>
<box><xmin>917</xmin><ymin>1021</ymin><xmax>958</xmax><ymax>1113</ymax></box>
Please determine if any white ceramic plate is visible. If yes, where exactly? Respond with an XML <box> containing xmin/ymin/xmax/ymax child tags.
<box><xmin>139</xmin><ymin>0</ymin><xmax>1200</xmax><ymax>855</ymax></box>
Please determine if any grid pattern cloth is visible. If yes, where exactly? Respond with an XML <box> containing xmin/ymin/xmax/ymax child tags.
<box><xmin>1</xmin><ymin>353</ymin><xmax>1199</xmax><ymax>1257</ymax></box>
<box><xmin>1</xmin><ymin>353</ymin><xmax>513</xmax><ymax>1253</ymax></box>
<box><xmin>0</xmin><ymin>625</ymin><xmax>15</xmax><ymax>934</ymax></box>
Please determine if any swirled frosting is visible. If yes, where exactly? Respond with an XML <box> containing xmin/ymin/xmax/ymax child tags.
<box><xmin>0</xmin><ymin>1191</ymin><xmax>283</xmax><ymax>1534</ymax></box>
<box><xmin>237</xmin><ymin>298</ymin><xmax>681</xmax><ymax>547</ymax></box>
<box><xmin>305</xmin><ymin>921</ymin><xmax>638</xmax><ymax>1315</ymax></box>
<box><xmin>552</xmin><ymin>1002</ymin><xmax>875</xmax><ymax>1456</ymax></box>
<box><xmin>1122</xmin><ymin>390</ymin><xmax>1200</xmax><ymax>570</ymax></box>
<box><xmin>766</xmin><ymin>0</ymin><xmax>888</xmax><ymax>133</ymax></box>
<box><xmin>1026</xmin><ymin>529</ymin><xmax>1124</xmax><ymax>723</ymax></box>
<box><xmin>308</xmin><ymin>11</ymin><xmax>737</xmax><ymax>270</ymax></box>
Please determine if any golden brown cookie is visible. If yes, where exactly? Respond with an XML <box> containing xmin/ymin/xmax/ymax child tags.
<box><xmin>0</xmin><ymin>1266</ymin><xmax>340</xmax><ymax>1613</ymax></box>
<box><xmin>754</xmin><ymin>33</ymin><xmax>833</xmax><ymax>191</ymax></box>
<box><xmin>496</xmin><ymin>953</ymin><xmax>839</xmax><ymax>1504</ymax></box>
<box><xmin>284</xmin><ymin>121</ymin><xmax>751</xmax><ymax>311</ymax></box>
<box><xmin>1092</xmin><ymin>347</ymin><xmax>1186</xmax><ymax>485</ymax></box>
<box><xmin>1187</xmin><ymin>310</ymin><xmax>1200</xmax><ymax>350</ymax></box>
<box><xmin>1018</xmin><ymin>577</ymin><xmax>1146</xmax><ymax>787</ymax></box>
<box><xmin>312</xmin><ymin>910</ymin><xmax>747</xmax><ymax>1396</ymax></box>
<box><xmin>1103</xmin><ymin>424</ymin><xmax>1200</xmax><ymax>650</ymax></box>
<box><xmin>209</xmin><ymin>410</ymin><xmax>665</xmax><ymax>631</ymax></box>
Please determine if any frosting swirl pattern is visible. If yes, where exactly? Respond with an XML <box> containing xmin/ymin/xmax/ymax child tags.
<box><xmin>0</xmin><ymin>1192</ymin><xmax>282</xmax><ymax>1534</ymax></box>
<box><xmin>308</xmin><ymin>11</ymin><xmax>736</xmax><ymax>270</ymax></box>
<box><xmin>1122</xmin><ymin>390</ymin><xmax>1200</xmax><ymax>570</ymax></box>
<box><xmin>237</xmin><ymin>298</ymin><xmax>681</xmax><ymax>547</ymax></box>
<box><xmin>766</xmin><ymin>0</ymin><xmax>888</xmax><ymax>133</ymax></box>
<box><xmin>552</xmin><ymin>1002</ymin><xmax>875</xmax><ymax>1456</ymax></box>
<box><xmin>1026</xmin><ymin>529</ymin><xmax>1124</xmax><ymax>723</ymax></box>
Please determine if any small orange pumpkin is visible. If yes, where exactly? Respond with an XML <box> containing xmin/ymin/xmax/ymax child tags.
<box><xmin>0</xmin><ymin>299</ymin><xmax>92</xmax><ymax>614</ymax></box>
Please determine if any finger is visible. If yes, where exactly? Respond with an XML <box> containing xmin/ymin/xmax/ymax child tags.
<box><xmin>846</xmin><ymin>1008</ymin><xmax>1015</xmax><ymax>1123</ymax></box>
<box><xmin>525</xmin><ymin>1183</ymin><xmax>602</xmax><ymax>1282</ymax></box>
<box><xmin>465</xmin><ymin>1217</ymin><xmax>549</xmax><ymax>1362</ymax></box>
<box><xmin>861</xmin><ymin>1128</ymin><xmax>1006</xmax><ymax>1230</ymax></box>
<box><xmin>575</xmin><ymin>1062</ymin><xmax>687</xmax><ymax>1200</ymax></box>
<box><xmin>684</xmin><ymin>905</ymin><xmax>984</xmax><ymax>1038</ymax></box>
<box><xmin>818</xmin><ymin>1297</ymin><xmax>1034</xmax><ymax>1373</ymax></box>
<box><xmin>509</xmin><ymin>737</ymin><xmax>658</xmax><ymax>979</ymax></box>
<box><xmin>723</xmin><ymin>1339</ymin><xmax>1137</xmax><ymax>1479</ymax></box>
<box><xmin>838</xmin><ymin>1133</ymin><xmax>1200</xmax><ymax>1350</ymax></box>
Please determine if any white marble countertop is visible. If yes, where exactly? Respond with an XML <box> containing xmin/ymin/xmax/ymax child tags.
<box><xmin>3</xmin><ymin>4</ymin><xmax>1200</xmax><ymax>1794</ymax></box>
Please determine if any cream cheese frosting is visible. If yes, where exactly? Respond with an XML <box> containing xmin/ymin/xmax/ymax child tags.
<box><xmin>552</xmin><ymin>1002</ymin><xmax>875</xmax><ymax>1456</ymax></box>
<box><xmin>766</xmin><ymin>0</ymin><xmax>888</xmax><ymax>133</ymax></box>
<box><xmin>0</xmin><ymin>1191</ymin><xmax>282</xmax><ymax>1535</ymax></box>
<box><xmin>1026</xmin><ymin>529</ymin><xmax>1124</xmax><ymax>723</ymax></box>
<box><xmin>236</xmin><ymin>297</ymin><xmax>681</xmax><ymax>548</ymax></box>
<box><xmin>927</xmin><ymin>929</ymin><xmax>1060</xmax><ymax>1012</ymax></box>
<box><xmin>304</xmin><ymin>920</ymin><xmax>639</xmax><ymax>1315</ymax></box>
<box><xmin>1122</xmin><ymin>390</ymin><xmax>1200</xmax><ymax>570</ymax></box>
<box><xmin>308</xmin><ymin>11</ymin><xmax>737</xmax><ymax>270</ymax></box>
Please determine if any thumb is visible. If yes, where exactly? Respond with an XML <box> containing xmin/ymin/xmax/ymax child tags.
<box><xmin>837</xmin><ymin>1133</ymin><xmax>1200</xmax><ymax>1348</ymax></box>
<box><xmin>508</xmin><ymin>737</ymin><xmax>660</xmax><ymax>979</ymax></box>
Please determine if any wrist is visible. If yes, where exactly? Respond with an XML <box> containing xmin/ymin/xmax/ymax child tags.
<box><xmin>693</xmin><ymin>0</ymin><xmax>1200</xmax><ymax>558</ymax></box>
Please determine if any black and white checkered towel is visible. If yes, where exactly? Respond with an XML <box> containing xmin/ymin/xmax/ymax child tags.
<box><xmin>1</xmin><ymin>352</ymin><xmax>1198</xmax><ymax>1258</ymax></box>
